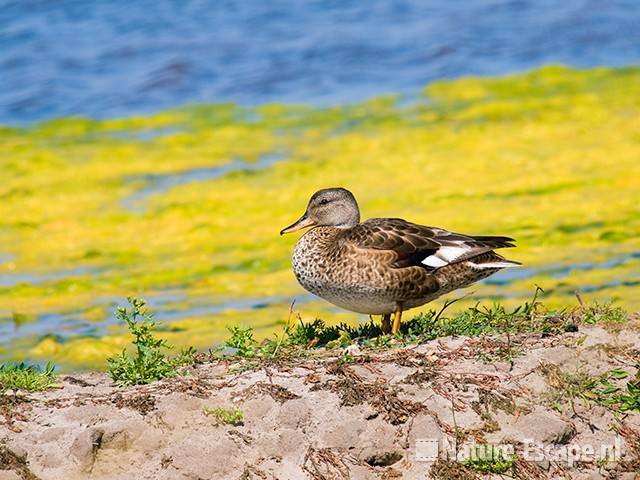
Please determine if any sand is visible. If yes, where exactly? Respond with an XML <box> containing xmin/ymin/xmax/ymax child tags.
<box><xmin>1</xmin><ymin>324</ymin><xmax>639</xmax><ymax>480</ymax></box>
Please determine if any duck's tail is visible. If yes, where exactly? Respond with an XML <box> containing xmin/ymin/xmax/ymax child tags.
<box><xmin>469</xmin><ymin>235</ymin><xmax>517</xmax><ymax>249</ymax></box>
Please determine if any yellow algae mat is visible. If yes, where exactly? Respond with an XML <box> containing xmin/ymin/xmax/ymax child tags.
<box><xmin>1</xmin><ymin>65</ymin><xmax>639</xmax><ymax>369</ymax></box>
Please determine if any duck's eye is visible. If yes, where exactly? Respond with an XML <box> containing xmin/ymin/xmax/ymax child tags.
<box><xmin>319</xmin><ymin>199</ymin><xmax>329</xmax><ymax>205</ymax></box>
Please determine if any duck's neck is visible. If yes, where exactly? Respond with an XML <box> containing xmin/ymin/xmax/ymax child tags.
<box><xmin>299</xmin><ymin>225</ymin><xmax>345</xmax><ymax>246</ymax></box>
<box><xmin>293</xmin><ymin>226</ymin><xmax>346</xmax><ymax>258</ymax></box>
<box><xmin>292</xmin><ymin>226</ymin><xmax>348</xmax><ymax>285</ymax></box>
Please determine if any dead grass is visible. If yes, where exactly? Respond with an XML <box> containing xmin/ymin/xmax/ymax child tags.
<box><xmin>429</xmin><ymin>458</ymin><xmax>478</xmax><ymax>480</ymax></box>
<box><xmin>239</xmin><ymin>382</ymin><xmax>300</xmax><ymax>404</ymax></box>
<box><xmin>0</xmin><ymin>442</ymin><xmax>41</xmax><ymax>480</ymax></box>
<box><xmin>302</xmin><ymin>446</ymin><xmax>365</xmax><ymax>480</ymax></box>
<box><xmin>113</xmin><ymin>392</ymin><xmax>157</xmax><ymax>416</ymax></box>
<box><xmin>318</xmin><ymin>362</ymin><xmax>426</xmax><ymax>425</ymax></box>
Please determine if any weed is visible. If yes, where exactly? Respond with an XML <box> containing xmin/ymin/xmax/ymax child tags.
<box><xmin>107</xmin><ymin>297</ymin><xmax>194</xmax><ymax>386</ymax></box>
<box><xmin>617</xmin><ymin>380</ymin><xmax>640</xmax><ymax>412</ymax></box>
<box><xmin>594</xmin><ymin>366</ymin><xmax>640</xmax><ymax>412</ymax></box>
<box><xmin>285</xmin><ymin>318</ymin><xmax>342</xmax><ymax>347</ymax></box>
<box><xmin>362</xmin><ymin>334</ymin><xmax>393</xmax><ymax>350</ymax></box>
<box><xmin>285</xmin><ymin>318</ymin><xmax>327</xmax><ymax>346</ymax></box>
<box><xmin>541</xmin><ymin>363</ymin><xmax>640</xmax><ymax>414</ymax></box>
<box><xmin>217</xmin><ymin>293</ymin><xmax>633</xmax><ymax>364</ymax></box>
<box><xmin>173</xmin><ymin>346</ymin><xmax>198</xmax><ymax>367</ymax></box>
<box><xmin>203</xmin><ymin>406</ymin><xmax>244</xmax><ymax>425</ymax></box>
<box><xmin>224</xmin><ymin>326</ymin><xmax>257</xmax><ymax>357</ymax></box>
<box><xmin>0</xmin><ymin>362</ymin><xmax>56</xmax><ymax>393</ymax></box>
<box><xmin>399</xmin><ymin>288</ymin><xmax>545</xmax><ymax>344</ymax></box>
<box><xmin>461</xmin><ymin>445</ymin><xmax>515</xmax><ymax>474</ymax></box>
<box><xmin>582</xmin><ymin>302</ymin><xmax>627</xmax><ymax>325</ymax></box>
<box><xmin>338</xmin><ymin>352</ymin><xmax>357</xmax><ymax>364</ymax></box>
<box><xmin>540</xmin><ymin>363</ymin><xmax>599</xmax><ymax>411</ymax></box>
<box><xmin>283</xmin><ymin>317</ymin><xmax>384</xmax><ymax>348</ymax></box>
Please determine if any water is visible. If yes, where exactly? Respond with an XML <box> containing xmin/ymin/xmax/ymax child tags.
<box><xmin>0</xmin><ymin>266</ymin><xmax>100</xmax><ymax>288</ymax></box>
<box><xmin>0</xmin><ymin>291</ymin><xmax>313</xmax><ymax>348</ymax></box>
<box><xmin>2</xmin><ymin>0</ymin><xmax>639</xmax><ymax>124</ymax></box>
<box><xmin>0</xmin><ymin>253</ymin><xmax>15</xmax><ymax>265</ymax></box>
<box><xmin>485</xmin><ymin>251</ymin><xmax>640</xmax><ymax>286</ymax></box>
<box><xmin>121</xmin><ymin>153</ymin><xmax>286</xmax><ymax>212</ymax></box>
<box><xmin>1</xmin><ymin>251</ymin><xmax>637</xmax><ymax>351</ymax></box>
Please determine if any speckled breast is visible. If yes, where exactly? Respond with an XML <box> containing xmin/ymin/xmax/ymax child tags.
<box><xmin>290</xmin><ymin>228</ymin><xmax>398</xmax><ymax>314</ymax></box>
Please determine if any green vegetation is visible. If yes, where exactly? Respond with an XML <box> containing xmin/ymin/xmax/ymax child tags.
<box><xmin>595</xmin><ymin>367</ymin><xmax>640</xmax><ymax>413</ymax></box>
<box><xmin>203</xmin><ymin>406</ymin><xmax>244</xmax><ymax>426</ymax></box>
<box><xmin>107</xmin><ymin>297</ymin><xmax>194</xmax><ymax>386</ymax></box>
<box><xmin>582</xmin><ymin>302</ymin><xmax>628</xmax><ymax>325</ymax></box>
<box><xmin>100</xmin><ymin>295</ymin><xmax>633</xmax><ymax>394</ymax></box>
<box><xmin>285</xmin><ymin>317</ymin><xmax>382</xmax><ymax>348</ymax></box>
<box><xmin>541</xmin><ymin>363</ymin><xmax>601</xmax><ymax>412</ymax></box>
<box><xmin>214</xmin><ymin>291</ymin><xmax>630</xmax><ymax>361</ymax></box>
<box><xmin>542</xmin><ymin>363</ymin><xmax>640</xmax><ymax>414</ymax></box>
<box><xmin>224</xmin><ymin>326</ymin><xmax>257</xmax><ymax>357</ymax></box>
<box><xmin>462</xmin><ymin>446</ymin><xmax>515</xmax><ymax>474</ymax></box>
<box><xmin>0</xmin><ymin>362</ymin><xmax>56</xmax><ymax>393</ymax></box>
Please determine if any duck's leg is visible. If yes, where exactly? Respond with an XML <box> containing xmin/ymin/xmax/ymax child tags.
<box><xmin>391</xmin><ymin>303</ymin><xmax>403</xmax><ymax>335</ymax></box>
<box><xmin>381</xmin><ymin>314</ymin><xmax>391</xmax><ymax>334</ymax></box>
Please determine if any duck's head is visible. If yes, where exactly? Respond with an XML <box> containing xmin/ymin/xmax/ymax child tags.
<box><xmin>280</xmin><ymin>187</ymin><xmax>360</xmax><ymax>235</ymax></box>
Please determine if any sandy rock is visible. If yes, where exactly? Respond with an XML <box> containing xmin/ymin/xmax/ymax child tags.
<box><xmin>0</xmin><ymin>326</ymin><xmax>637</xmax><ymax>479</ymax></box>
<box><xmin>490</xmin><ymin>406</ymin><xmax>570</xmax><ymax>444</ymax></box>
<box><xmin>0</xmin><ymin>471</ymin><xmax>21</xmax><ymax>480</ymax></box>
<box><xmin>70</xmin><ymin>427</ymin><xmax>104</xmax><ymax>471</ymax></box>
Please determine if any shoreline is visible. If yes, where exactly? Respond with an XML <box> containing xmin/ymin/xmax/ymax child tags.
<box><xmin>1</xmin><ymin>320</ymin><xmax>638</xmax><ymax>479</ymax></box>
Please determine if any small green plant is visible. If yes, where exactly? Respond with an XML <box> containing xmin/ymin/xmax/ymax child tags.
<box><xmin>173</xmin><ymin>346</ymin><xmax>198</xmax><ymax>367</ymax></box>
<box><xmin>541</xmin><ymin>362</ymin><xmax>640</xmax><ymax>414</ymax></box>
<box><xmin>285</xmin><ymin>318</ymin><xmax>342</xmax><ymax>347</ymax></box>
<box><xmin>0</xmin><ymin>362</ymin><xmax>57</xmax><ymax>393</ymax></box>
<box><xmin>203</xmin><ymin>406</ymin><xmax>244</xmax><ymax>425</ymax></box>
<box><xmin>285</xmin><ymin>318</ymin><xmax>383</xmax><ymax>348</ymax></box>
<box><xmin>617</xmin><ymin>380</ymin><xmax>640</xmax><ymax>412</ymax></box>
<box><xmin>541</xmin><ymin>363</ymin><xmax>599</xmax><ymax>411</ymax></box>
<box><xmin>108</xmin><ymin>297</ymin><xmax>193</xmax><ymax>386</ymax></box>
<box><xmin>338</xmin><ymin>351</ymin><xmax>357</xmax><ymax>364</ymax></box>
<box><xmin>461</xmin><ymin>445</ymin><xmax>515</xmax><ymax>474</ymax></box>
<box><xmin>362</xmin><ymin>333</ymin><xmax>393</xmax><ymax>350</ymax></box>
<box><xmin>582</xmin><ymin>302</ymin><xmax>627</xmax><ymax>324</ymax></box>
<box><xmin>595</xmin><ymin>367</ymin><xmax>640</xmax><ymax>412</ymax></box>
<box><xmin>285</xmin><ymin>318</ymin><xmax>326</xmax><ymax>346</ymax></box>
<box><xmin>225</xmin><ymin>326</ymin><xmax>257</xmax><ymax>357</ymax></box>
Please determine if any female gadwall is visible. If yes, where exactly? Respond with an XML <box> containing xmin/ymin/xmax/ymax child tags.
<box><xmin>280</xmin><ymin>187</ymin><xmax>520</xmax><ymax>334</ymax></box>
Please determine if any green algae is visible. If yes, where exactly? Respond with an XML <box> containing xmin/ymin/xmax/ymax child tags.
<box><xmin>1</xmin><ymin>65</ymin><xmax>639</xmax><ymax>370</ymax></box>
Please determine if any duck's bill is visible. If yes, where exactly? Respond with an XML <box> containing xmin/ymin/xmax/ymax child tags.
<box><xmin>280</xmin><ymin>215</ymin><xmax>316</xmax><ymax>235</ymax></box>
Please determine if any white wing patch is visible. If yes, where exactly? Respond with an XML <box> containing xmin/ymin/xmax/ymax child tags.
<box><xmin>436</xmin><ymin>246</ymin><xmax>470</xmax><ymax>262</ymax></box>
<box><xmin>421</xmin><ymin>245</ymin><xmax>471</xmax><ymax>268</ymax></box>
<box><xmin>421</xmin><ymin>256</ymin><xmax>448</xmax><ymax>268</ymax></box>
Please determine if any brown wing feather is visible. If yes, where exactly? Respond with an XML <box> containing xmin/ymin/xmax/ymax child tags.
<box><xmin>339</xmin><ymin>218</ymin><xmax>516</xmax><ymax>270</ymax></box>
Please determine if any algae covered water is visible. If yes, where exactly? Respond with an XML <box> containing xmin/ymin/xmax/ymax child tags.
<box><xmin>2</xmin><ymin>65</ymin><xmax>640</xmax><ymax>371</ymax></box>
<box><xmin>1</xmin><ymin>2</ymin><xmax>640</xmax><ymax>371</ymax></box>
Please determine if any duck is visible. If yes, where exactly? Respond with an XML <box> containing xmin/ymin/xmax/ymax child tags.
<box><xmin>280</xmin><ymin>187</ymin><xmax>520</xmax><ymax>335</ymax></box>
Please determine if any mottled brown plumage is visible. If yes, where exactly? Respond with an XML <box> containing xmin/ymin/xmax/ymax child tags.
<box><xmin>280</xmin><ymin>188</ymin><xmax>520</xmax><ymax>334</ymax></box>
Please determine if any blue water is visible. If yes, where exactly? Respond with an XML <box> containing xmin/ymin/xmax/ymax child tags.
<box><xmin>486</xmin><ymin>251</ymin><xmax>640</xmax><ymax>286</ymax></box>
<box><xmin>0</xmin><ymin>266</ymin><xmax>100</xmax><ymax>288</ymax></box>
<box><xmin>121</xmin><ymin>153</ymin><xmax>286</xmax><ymax>212</ymax></box>
<box><xmin>1</xmin><ymin>0</ymin><xmax>639</xmax><ymax>124</ymax></box>
<box><xmin>0</xmin><ymin>292</ymin><xmax>312</xmax><ymax>347</ymax></box>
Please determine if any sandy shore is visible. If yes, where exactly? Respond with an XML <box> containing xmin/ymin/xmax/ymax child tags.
<box><xmin>1</xmin><ymin>323</ymin><xmax>639</xmax><ymax>480</ymax></box>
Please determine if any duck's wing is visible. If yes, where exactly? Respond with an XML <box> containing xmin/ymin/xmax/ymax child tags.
<box><xmin>340</xmin><ymin>218</ymin><xmax>518</xmax><ymax>270</ymax></box>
